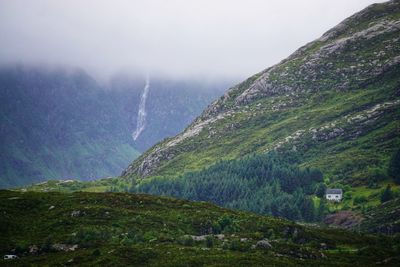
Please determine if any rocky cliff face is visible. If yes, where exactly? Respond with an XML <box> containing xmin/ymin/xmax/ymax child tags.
<box><xmin>123</xmin><ymin>0</ymin><xmax>400</xmax><ymax>185</ymax></box>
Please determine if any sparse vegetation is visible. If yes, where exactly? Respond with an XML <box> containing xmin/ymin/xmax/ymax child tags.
<box><xmin>388</xmin><ymin>149</ymin><xmax>400</xmax><ymax>185</ymax></box>
<box><xmin>1</xmin><ymin>190</ymin><xmax>399</xmax><ymax>266</ymax></box>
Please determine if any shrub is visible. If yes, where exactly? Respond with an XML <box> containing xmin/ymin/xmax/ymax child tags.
<box><xmin>120</xmin><ymin>236</ymin><xmax>132</xmax><ymax>246</ymax></box>
<box><xmin>92</xmin><ymin>249</ymin><xmax>101</xmax><ymax>256</ymax></box>
<box><xmin>218</xmin><ymin>215</ymin><xmax>233</xmax><ymax>231</ymax></box>
<box><xmin>368</xmin><ymin>167</ymin><xmax>388</xmax><ymax>183</ymax></box>
<box><xmin>212</xmin><ymin>222</ymin><xmax>222</xmax><ymax>234</ymax></box>
<box><xmin>344</xmin><ymin>192</ymin><xmax>352</xmax><ymax>200</ymax></box>
<box><xmin>178</xmin><ymin>235</ymin><xmax>194</xmax><ymax>246</ymax></box>
<box><xmin>158</xmin><ymin>233</ymin><xmax>174</xmax><ymax>242</ymax></box>
<box><xmin>254</xmin><ymin>231</ymin><xmax>264</xmax><ymax>240</ymax></box>
<box><xmin>205</xmin><ymin>236</ymin><xmax>214</xmax><ymax>248</ymax></box>
<box><xmin>315</xmin><ymin>183</ymin><xmax>327</xmax><ymax>198</ymax></box>
<box><xmin>71</xmin><ymin>228</ymin><xmax>112</xmax><ymax>248</ymax></box>
<box><xmin>41</xmin><ymin>235</ymin><xmax>54</xmax><ymax>252</ymax></box>
<box><xmin>228</xmin><ymin>239</ymin><xmax>241</xmax><ymax>251</ymax></box>
<box><xmin>131</xmin><ymin>232</ymin><xmax>144</xmax><ymax>243</ymax></box>
<box><xmin>14</xmin><ymin>243</ymin><xmax>29</xmax><ymax>255</ymax></box>
<box><xmin>353</xmin><ymin>196</ymin><xmax>368</xmax><ymax>205</ymax></box>
<box><xmin>380</xmin><ymin>185</ymin><xmax>393</xmax><ymax>203</ymax></box>
<box><xmin>388</xmin><ymin>149</ymin><xmax>400</xmax><ymax>185</ymax></box>
<box><xmin>228</xmin><ymin>238</ymin><xmax>251</xmax><ymax>252</ymax></box>
<box><xmin>143</xmin><ymin>231</ymin><xmax>157</xmax><ymax>242</ymax></box>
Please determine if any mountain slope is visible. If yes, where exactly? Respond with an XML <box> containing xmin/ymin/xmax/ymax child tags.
<box><xmin>1</xmin><ymin>190</ymin><xmax>399</xmax><ymax>266</ymax></box>
<box><xmin>358</xmin><ymin>197</ymin><xmax>400</xmax><ymax>234</ymax></box>
<box><xmin>109</xmin><ymin>75</ymin><xmax>228</xmax><ymax>152</ymax></box>
<box><xmin>0</xmin><ymin>66</ymin><xmax>227</xmax><ymax>188</ymax></box>
<box><xmin>0</xmin><ymin>66</ymin><xmax>141</xmax><ymax>188</ymax></box>
<box><xmin>123</xmin><ymin>0</ymin><xmax>400</xmax><ymax>187</ymax></box>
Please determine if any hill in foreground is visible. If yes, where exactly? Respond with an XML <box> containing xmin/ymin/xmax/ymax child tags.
<box><xmin>1</xmin><ymin>190</ymin><xmax>399</xmax><ymax>266</ymax></box>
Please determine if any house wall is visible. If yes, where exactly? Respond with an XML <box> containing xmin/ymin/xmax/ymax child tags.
<box><xmin>326</xmin><ymin>194</ymin><xmax>342</xmax><ymax>201</ymax></box>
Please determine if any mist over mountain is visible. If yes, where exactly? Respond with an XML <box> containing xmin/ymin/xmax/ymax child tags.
<box><xmin>2</xmin><ymin>1</ymin><xmax>400</xmax><ymax>266</ymax></box>
<box><xmin>0</xmin><ymin>65</ymin><xmax>228</xmax><ymax>188</ymax></box>
<box><xmin>0</xmin><ymin>0</ymin><xmax>385</xmax><ymax>79</ymax></box>
<box><xmin>108</xmin><ymin>73</ymin><xmax>230</xmax><ymax>151</ymax></box>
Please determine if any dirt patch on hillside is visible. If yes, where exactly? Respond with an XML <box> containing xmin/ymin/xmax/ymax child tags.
<box><xmin>324</xmin><ymin>211</ymin><xmax>364</xmax><ymax>229</ymax></box>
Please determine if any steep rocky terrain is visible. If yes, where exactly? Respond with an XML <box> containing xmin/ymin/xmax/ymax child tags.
<box><xmin>123</xmin><ymin>0</ymin><xmax>400</xmax><ymax>187</ymax></box>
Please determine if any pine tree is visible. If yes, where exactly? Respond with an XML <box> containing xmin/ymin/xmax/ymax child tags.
<box><xmin>132</xmin><ymin>152</ymin><xmax>325</xmax><ymax>222</ymax></box>
<box><xmin>388</xmin><ymin>149</ymin><xmax>400</xmax><ymax>185</ymax></box>
<box><xmin>380</xmin><ymin>185</ymin><xmax>393</xmax><ymax>203</ymax></box>
<box><xmin>315</xmin><ymin>183</ymin><xmax>327</xmax><ymax>198</ymax></box>
<box><xmin>316</xmin><ymin>199</ymin><xmax>328</xmax><ymax>221</ymax></box>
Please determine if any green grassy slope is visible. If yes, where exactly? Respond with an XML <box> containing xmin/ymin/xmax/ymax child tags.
<box><xmin>1</xmin><ymin>190</ymin><xmax>399</xmax><ymax>266</ymax></box>
<box><xmin>122</xmin><ymin>1</ymin><xmax>400</xmax><ymax>187</ymax></box>
<box><xmin>358</xmin><ymin>197</ymin><xmax>400</xmax><ymax>234</ymax></box>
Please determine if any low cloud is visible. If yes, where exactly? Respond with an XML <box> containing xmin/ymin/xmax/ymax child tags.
<box><xmin>0</xmin><ymin>0</ymin><xmax>386</xmax><ymax>80</ymax></box>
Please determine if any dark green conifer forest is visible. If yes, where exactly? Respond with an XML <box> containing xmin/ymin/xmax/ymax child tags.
<box><xmin>131</xmin><ymin>153</ymin><xmax>327</xmax><ymax>222</ymax></box>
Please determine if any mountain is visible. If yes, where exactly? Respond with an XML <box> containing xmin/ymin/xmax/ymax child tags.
<box><xmin>109</xmin><ymin>74</ymin><xmax>229</xmax><ymax>151</ymax></box>
<box><xmin>0</xmin><ymin>65</ymin><xmax>139</xmax><ymax>188</ymax></box>
<box><xmin>1</xmin><ymin>190</ymin><xmax>399</xmax><ymax>266</ymax></box>
<box><xmin>123</xmin><ymin>0</ymin><xmax>400</xmax><ymax>187</ymax></box>
<box><xmin>0</xmin><ymin>65</ymin><xmax>228</xmax><ymax>188</ymax></box>
<box><xmin>117</xmin><ymin>0</ymin><xmax>400</xmax><ymax>227</ymax></box>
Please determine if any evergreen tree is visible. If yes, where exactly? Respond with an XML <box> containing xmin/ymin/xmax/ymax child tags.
<box><xmin>315</xmin><ymin>183</ymin><xmax>327</xmax><ymax>198</ymax></box>
<box><xmin>316</xmin><ymin>199</ymin><xmax>328</xmax><ymax>221</ymax></box>
<box><xmin>380</xmin><ymin>185</ymin><xmax>393</xmax><ymax>203</ymax></box>
<box><xmin>132</xmin><ymin>152</ymin><xmax>324</xmax><ymax>222</ymax></box>
<box><xmin>388</xmin><ymin>149</ymin><xmax>400</xmax><ymax>185</ymax></box>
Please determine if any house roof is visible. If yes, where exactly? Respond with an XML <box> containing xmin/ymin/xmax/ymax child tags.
<box><xmin>326</xmin><ymin>189</ymin><xmax>343</xmax><ymax>194</ymax></box>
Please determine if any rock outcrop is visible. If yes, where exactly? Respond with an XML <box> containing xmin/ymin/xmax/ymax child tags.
<box><xmin>122</xmin><ymin>0</ymin><xmax>400</xmax><ymax>181</ymax></box>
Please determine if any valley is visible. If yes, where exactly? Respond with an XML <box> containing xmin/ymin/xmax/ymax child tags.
<box><xmin>1</xmin><ymin>1</ymin><xmax>400</xmax><ymax>266</ymax></box>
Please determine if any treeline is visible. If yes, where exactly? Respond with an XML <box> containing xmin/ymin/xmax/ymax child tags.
<box><xmin>130</xmin><ymin>152</ymin><xmax>328</xmax><ymax>222</ymax></box>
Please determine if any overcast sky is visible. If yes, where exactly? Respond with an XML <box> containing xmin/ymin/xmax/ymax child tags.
<box><xmin>0</xmin><ymin>0</ymin><xmax>386</xmax><ymax>80</ymax></box>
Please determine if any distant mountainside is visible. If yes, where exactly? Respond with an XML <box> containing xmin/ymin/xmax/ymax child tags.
<box><xmin>0</xmin><ymin>66</ymin><xmax>227</xmax><ymax>188</ymax></box>
<box><xmin>123</xmin><ymin>0</ymin><xmax>400</xmax><ymax>189</ymax></box>
<box><xmin>109</xmin><ymin>74</ymin><xmax>229</xmax><ymax>151</ymax></box>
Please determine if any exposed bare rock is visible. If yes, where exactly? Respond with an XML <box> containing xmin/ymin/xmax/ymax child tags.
<box><xmin>324</xmin><ymin>211</ymin><xmax>364</xmax><ymax>229</ymax></box>
<box><xmin>28</xmin><ymin>245</ymin><xmax>39</xmax><ymax>255</ymax></box>
<box><xmin>122</xmin><ymin>0</ymin><xmax>400</xmax><ymax>180</ymax></box>
<box><xmin>123</xmin><ymin>113</ymin><xmax>226</xmax><ymax>177</ymax></box>
<box><xmin>255</xmin><ymin>239</ymin><xmax>273</xmax><ymax>249</ymax></box>
<box><xmin>70</xmin><ymin>210</ymin><xmax>85</xmax><ymax>217</ymax></box>
<box><xmin>51</xmin><ymin>244</ymin><xmax>79</xmax><ymax>252</ymax></box>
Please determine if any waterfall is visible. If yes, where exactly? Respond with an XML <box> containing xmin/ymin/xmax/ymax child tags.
<box><xmin>132</xmin><ymin>75</ymin><xmax>150</xmax><ymax>141</ymax></box>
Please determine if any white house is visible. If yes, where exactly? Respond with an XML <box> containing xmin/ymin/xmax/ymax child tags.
<box><xmin>3</xmin><ymin>255</ymin><xmax>18</xmax><ymax>260</ymax></box>
<box><xmin>325</xmin><ymin>189</ymin><xmax>343</xmax><ymax>202</ymax></box>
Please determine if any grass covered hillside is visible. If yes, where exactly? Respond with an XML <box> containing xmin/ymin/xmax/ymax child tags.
<box><xmin>1</xmin><ymin>190</ymin><xmax>400</xmax><ymax>266</ymax></box>
<box><xmin>123</xmin><ymin>0</ymin><xmax>400</xmax><ymax>187</ymax></box>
